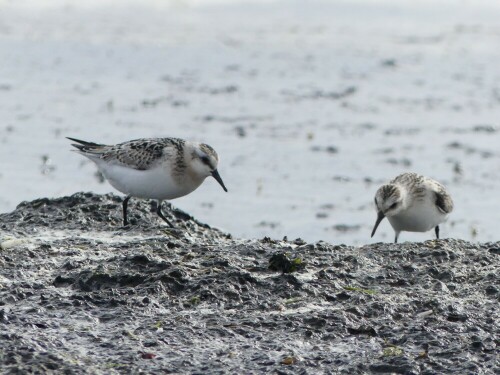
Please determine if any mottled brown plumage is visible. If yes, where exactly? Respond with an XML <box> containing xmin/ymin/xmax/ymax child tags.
<box><xmin>68</xmin><ymin>137</ymin><xmax>187</xmax><ymax>171</ymax></box>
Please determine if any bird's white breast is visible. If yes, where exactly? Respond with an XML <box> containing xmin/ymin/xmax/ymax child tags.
<box><xmin>388</xmin><ymin>196</ymin><xmax>448</xmax><ymax>233</ymax></box>
<box><xmin>97</xmin><ymin>162</ymin><xmax>204</xmax><ymax>200</ymax></box>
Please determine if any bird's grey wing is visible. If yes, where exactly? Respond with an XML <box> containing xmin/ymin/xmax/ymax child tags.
<box><xmin>434</xmin><ymin>188</ymin><xmax>454</xmax><ymax>214</ymax></box>
<box><xmin>101</xmin><ymin>139</ymin><xmax>172</xmax><ymax>171</ymax></box>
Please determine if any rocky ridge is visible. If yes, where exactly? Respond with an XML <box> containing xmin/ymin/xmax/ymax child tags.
<box><xmin>0</xmin><ymin>193</ymin><xmax>498</xmax><ymax>374</ymax></box>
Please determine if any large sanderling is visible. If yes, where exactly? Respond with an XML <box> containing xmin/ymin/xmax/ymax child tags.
<box><xmin>68</xmin><ymin>137</ymin><xmax>227</xmax><ymax>226</ymax></box>
<box><xmin>371</xmin><ymin>172</ymin><xmax>454</xmax><ymax>243</ymax></box>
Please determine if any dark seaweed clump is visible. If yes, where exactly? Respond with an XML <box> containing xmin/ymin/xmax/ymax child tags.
<box><xmin>0</xmin><ymin>193</ymin><xmax>498</xmax><ymax>374</ymax></box>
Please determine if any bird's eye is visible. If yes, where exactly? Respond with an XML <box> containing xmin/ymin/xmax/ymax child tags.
<box><xmin>200</xmin><ymin>156</ymin><xmax>210</xmax><ymax>165</ymax></box>
<box><xmin>389</xmin><ymin>202</ymin><xmax>398</xmax><ymax>210</ymax></box>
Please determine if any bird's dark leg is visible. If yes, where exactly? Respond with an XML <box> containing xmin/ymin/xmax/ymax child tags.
<box><xmin>435</xmin><ymin>225</ymin><xmax>440</xmax><ymax>239</ymax></box>
<box><xmin>394</xmin><ymin>232</ymin><xmax>399</xmax><ymax>244</ymax></box>
<box><xmin>122</xmin><ymin>196</ymin><xmax>131</xmax><ymax>226</ymax></box>
<box><xmin>156</xmin><ymin>200</ymin><xmax>174</xmax><ymax>228</ymax></box>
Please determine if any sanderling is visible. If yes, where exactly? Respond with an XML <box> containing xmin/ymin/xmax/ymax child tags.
<box><xmin>68</xmin><ymin>137</ymin><xmax>227</xmax><ymax>227</ymax></box>
<box><xmin>371</xmin><ymin>172</ymin><xmax>453</xmax><ymax>243</ymax></box>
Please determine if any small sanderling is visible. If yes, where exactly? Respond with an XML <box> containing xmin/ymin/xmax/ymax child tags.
<box><xmin>371</xmin><ymin>172</ymin><xmax>453</xmax><ymax>243</ymax></box>
<box><xmin>68</xmin><ymin>137</ymin><xmax>227</xmax><ymax>226</ymax></box>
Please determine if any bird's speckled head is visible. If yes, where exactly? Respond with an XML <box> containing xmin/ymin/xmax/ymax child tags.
<box><xmin>190</xmin><ymin>143</ymin><xmax>219</xmax><ymax>174</ymax></box>
<box><xmin>189</xmin><ymin>143</ymin><xmax>227</xmax><ymax>192</ymax></box>
<box><xmin>374</xmin><ymin>183</ymin><xmax>406</xmax><ymax>216</ymax></box>
<box><xmin>371</xmin><ymin>183</ymin><xmax>406</xmax><ymax>238</ymax></box>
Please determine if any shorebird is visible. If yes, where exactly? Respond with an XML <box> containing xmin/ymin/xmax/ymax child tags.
<box><xmin>68</xmin><ymin>137</ymin><xmax>227</xmax><ymax>226</ymax></box>
<box><xmin>371</xmin><ymin>173</ymin><xmax>453</xmax><ymax>243</ymax></box>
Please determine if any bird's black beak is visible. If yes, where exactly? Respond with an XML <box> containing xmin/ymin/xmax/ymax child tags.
<box><xmin>371</xmin><ymin>211</ymin><xmax>385</xmax><ymax>238</ymax></box>
<box><xmin>211</xmin><ymin>169</ymin><xmax>228</xmax><ymax>192</ymax></box>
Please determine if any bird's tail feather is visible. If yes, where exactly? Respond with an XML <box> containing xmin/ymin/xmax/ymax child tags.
<box><xmin>66</xmin><ymin>137</ymin><xmax>105</xmax><ymax>152</ymax></box>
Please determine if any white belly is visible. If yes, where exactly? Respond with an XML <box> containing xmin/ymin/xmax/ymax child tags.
<box><xmin>388</xmin><ymin>200</ymin><xmax>447</xmax><ymax>233</ymax></box>
<box><xmin>97</xmin><ymin>163</ymin><xmax>204</xmax><ymax>200</ymax></box>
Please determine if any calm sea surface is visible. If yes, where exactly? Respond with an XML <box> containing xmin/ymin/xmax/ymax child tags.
<box><xmin>1</xmin><ymin>0</ymin><xmax>499</xmax><ymax>244</ymax></box>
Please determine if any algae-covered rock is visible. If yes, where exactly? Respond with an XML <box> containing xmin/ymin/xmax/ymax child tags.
<box><xmin>0</xmin><ymin>193</ymin><xmax>498</xmax><ymax>374</ymax></box>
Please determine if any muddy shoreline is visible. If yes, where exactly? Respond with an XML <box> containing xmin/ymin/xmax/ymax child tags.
<box><xmin>0</xmin><ymin>193</ymin><xmax>498</xmax><ymax>374</ymax></box>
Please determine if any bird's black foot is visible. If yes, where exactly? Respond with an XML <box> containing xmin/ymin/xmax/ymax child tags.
<box><xmin>156</xmin><ymin>201</ymin><xmax>175</xmax><ymax>228</ymax></box>
<box><xmin>122</xmin><ymin>196</ymin><xmax>131</xmax><ymax>226</ymax></box>
<box><xmin>435</xmin><ymin>225</ymin><xmax>440</xmax><ymax>239</ymax></box>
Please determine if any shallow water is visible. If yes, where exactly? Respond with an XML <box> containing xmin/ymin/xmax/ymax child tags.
<box><xmin>0</xmin><ymin>0</ymin><xmax>499</xmax><ymax>245</ymax></box>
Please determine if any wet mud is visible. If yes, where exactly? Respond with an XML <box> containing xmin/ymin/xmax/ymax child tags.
<box><xmin>0</xmin><ymin>193</ymin><xmax>498</xmax><ymax>374</ymax></box>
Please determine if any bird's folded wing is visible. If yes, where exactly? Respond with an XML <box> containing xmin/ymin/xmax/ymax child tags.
<box><xmin>435</xmin><ymin>189</ymin><xmax>454</xmax><ymax>214</ymax></box>
<box><xmin>100</xmin><ymin>140</ymin><xmax>171</xmax><ymax>171</ymax></box>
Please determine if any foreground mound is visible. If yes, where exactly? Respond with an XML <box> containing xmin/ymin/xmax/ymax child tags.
<box><xmin>0</xmin><ymin>193</ymin><xmax>498</xmax><ymax>374</ymax></box>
